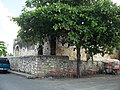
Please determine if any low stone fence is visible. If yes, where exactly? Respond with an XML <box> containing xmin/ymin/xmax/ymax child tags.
<box><xmin>8</xmin><ymin>56</ymin><xmax>102</xmax><ymax>78</ymax></box>
<box><xmin>8</xmin><ymin>55</ymin><xmax>69</xmax><ymax>77</ymax></box>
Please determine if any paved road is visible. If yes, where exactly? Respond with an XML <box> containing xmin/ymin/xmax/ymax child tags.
<box><xmin>0</xmin><ymin>73</ymin><xmax>120</xmax><ymax>90</ymax></box>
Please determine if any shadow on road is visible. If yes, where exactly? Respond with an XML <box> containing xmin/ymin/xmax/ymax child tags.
<box><xmin>0</xmin><ymin>70</ymin><xmax>10</xmax><ymax>74</ymax></box>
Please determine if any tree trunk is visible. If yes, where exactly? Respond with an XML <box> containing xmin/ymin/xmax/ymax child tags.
<box><xmin>91</xmin><ymin>54</ymin><xmax>94</xmax><ymax>64</ymax></box>
<box><xmin>86</xmin><ymin>53</ymin><xmax>90</xmax><ymax>62</ymax></box>
<box><xmin>118</xmin><ymin>50</ymin><xmax>120</xmax><ymax>60</ymax></box>
<box><xmin>90</xmin><ymin>52</ymin><xmax>94</xmax><ymax>64</ymax></box>
<box><xmin>76</xmin><ymin>46</ymin><xmax>81</xmax><ymax>78</ymax></box>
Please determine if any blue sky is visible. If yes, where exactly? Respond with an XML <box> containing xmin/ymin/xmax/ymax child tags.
<box><xmin>1</xmin><ymin>0</ymin><xmax>26</xmax><ymax>16</ymax></box>
<box><xmin>0</xmin><ymin>0</ymin><xmax>120</xmax><ymax>54</ymax></box>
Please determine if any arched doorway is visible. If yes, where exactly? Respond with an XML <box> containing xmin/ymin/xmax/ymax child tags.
<box><xmin>15</xmin><ymin>45</ymin><xmax>20</xmax><ymax>56</ymax></box>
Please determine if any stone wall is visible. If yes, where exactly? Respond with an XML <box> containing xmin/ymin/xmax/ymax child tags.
<box><xmin>56</xmin><ymin>42</ymin><xmax>87</xmax><ymax>60</ymax></box>
<box><xmin>13</xmin><ymin>37</ymin><xmax>51</xmax><ymax>57</ymax></box>
<box><xmin>8</xmin><ymin>55</ymin><xmax>69</xmax><ymax>77</ymax></box>
<box><xmin>8</xmin><ymin>55</ymin><xmax>102</xmax><ymax>78</ymax></box>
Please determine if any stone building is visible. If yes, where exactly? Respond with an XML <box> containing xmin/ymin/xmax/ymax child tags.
<box><xmin>13</xmin><ymin>37</ymin><xmax>119</xmax><ymax>61</ymax></box>
<box><xmin>11</xmin><ymin>37</ymin><xmax>119</xmax><ymax>78</ymax></box>
<box><xmin>13</xmin><ymin>37</ymin><xmax>88</xmax><ymax>60</ymax></box>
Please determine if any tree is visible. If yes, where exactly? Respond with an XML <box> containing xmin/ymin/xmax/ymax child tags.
<box><xmin>13</xmin><ymin>3</ymin><xmax>94</xmax><ymax>77</ymax></box>
<box><xmin>0</xmin><ymin>41</ymin><xmax>7</xmax><ymax>56</ymax></box>
<box><xmin>13</xmin><ymin>0</ymin><xmax>120</xmax><ymax>77</ymax></box>
<box><xmin>84</xmin><ymin>0</ymin><xmax>120</xmax><ymax>63</ymax></box>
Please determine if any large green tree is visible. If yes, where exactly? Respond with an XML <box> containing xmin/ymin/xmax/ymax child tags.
<box><xmin>13</xmin><ymin>3</ymin><xmax>96</xmax><ymax>77</ymax></box>
<box><xmin>85</xmin><ymin>0</ymin><xmax>120</xmax><ymax>63</ymax></box>
<box><xmin>13</xmin><ymin>0</ymin><xmax>120</xmax><ymax>77</ymax></box>
<box><xmin>80</xmin><ymin>0</ymin><xmax>120</xmax><ymax>70</ymax></box>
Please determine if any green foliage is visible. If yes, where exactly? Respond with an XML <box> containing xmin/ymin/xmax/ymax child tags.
<box><xmin>0</xmin><ymin>41</ymin><xmax>8</xmax><ymax>56</ymax></box>
<box><xmin>82</xmin><ymin>0</ymin><xmax>120</xmax><ymax>62</ymax></box>
<box><xmin>13</xmin><ymin>9</ymin><xmax>53</xmax><ymax>44</ymax></box>
<box><xmin>25</xmin><ymin>0</ymin><xmax>97</xmax><ymax>8</ymax></box>
<box><xmin>13</xmin><ymin>0</ymin><xmax>120</xmax><ymax>56</ymax></box>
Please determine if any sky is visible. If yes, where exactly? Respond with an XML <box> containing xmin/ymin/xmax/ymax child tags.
<box><xmin>0</xmin><ymin>0</ymin><xmax>120</xmax><ymax>54</ymax></box>
<box><xmin>0</xmin><ymin>0</ymin><xmax>26</xmax><ymax>53</ymax></box>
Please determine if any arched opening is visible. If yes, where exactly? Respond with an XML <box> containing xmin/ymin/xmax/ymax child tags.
<box><xmin>15</xmin><ymin>46</ymin><xmax>20</xmax><ymax>56</ymax></box>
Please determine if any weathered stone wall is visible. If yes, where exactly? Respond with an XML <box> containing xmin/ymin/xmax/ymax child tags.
<box><xmin>56</xmin><ymin>41</ymin><xmax>87</xmax><ymax>60</ymax></box>
<box><xmin>13</xmin><ymin>41</ymin><xmax>38</xmax><ymax>56</ymax></box>
<box><xmin>8</xmin><ymin>56</ymin><xmax>102</xmax><ymax>78</ymax></box>
<box><xmin>8</xmin><ymin>56</ymin><xmax>38</xmax><ymax>74</ymax></box>
<box><xmin>8</xmin><ymin>55</ymin><xmax>69</xmax><ymax>77</ymax></box>
<box><xmin>13</xmin><ymin>37</ymin><xmax>52</xmax><ymax>57</ymax></box>
<box><xmin>13</xmin><ymin>38</ymin><xmax>118</xmax><ymax>61</ymax></box>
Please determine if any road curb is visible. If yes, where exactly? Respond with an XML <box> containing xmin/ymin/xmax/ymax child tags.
<box><xmin>8</xmin><ymin>70</ymin><xmax>37</xmax><ymax>79</ymax></box>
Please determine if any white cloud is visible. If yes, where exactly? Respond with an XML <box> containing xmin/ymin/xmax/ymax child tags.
<box><xmin>112</xmin><ymin>0</ymin><xmax>120</xmax><ymax>5</ymax></box>
<box><xmin>0</xmin><ymin>0</ymin><xmax>19</xmax><ymax>53</ymax></box>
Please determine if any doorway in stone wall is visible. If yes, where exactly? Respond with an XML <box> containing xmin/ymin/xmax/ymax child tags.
<box><xmin>38</xmin><ymin>45</ymin><xmax>43</xmax><ymax>55</ymax></box>
<box><xmin>50</xmin><ymin>36</ymin><xmax>56</xmax><ymax>55</ymax></box>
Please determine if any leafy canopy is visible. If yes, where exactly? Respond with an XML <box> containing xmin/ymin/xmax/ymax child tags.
<box><xmin>25</xmin><ymin>0</ymin><xmax>96</xmax><ymax>8</ymax></box>
<box><xmin>13</xmin><ymin>0</ymin><xmax>120</xmax><ymax>55</ymax></box>
<box><xmin>84</xmin><ymin>0</ymin><xmax>120</xmax><ymax>56</ymax></box>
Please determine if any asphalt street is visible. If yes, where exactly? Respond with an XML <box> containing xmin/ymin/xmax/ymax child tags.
<box><xmin>0</xmin><ymin>73</ymin><xmax>120</xmax><ymax>90</ymax></box>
